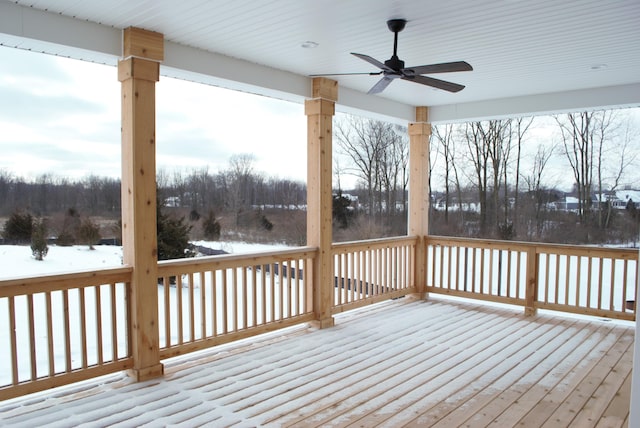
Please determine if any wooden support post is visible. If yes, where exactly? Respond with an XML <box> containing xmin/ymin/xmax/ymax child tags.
<box><xmin>118</xmin><ymin>27</ymin><xmax>164</xmax><ymax>381</ymax></box>
<box><xmin>408</xmin><ymin>107</ymin><xmax>431</xmax><ymax>299</ymax></box>
<box><xmin>525</xmin><ymin>247</ymin><xmax>538</xmax><ymax>316</ymax></box>
<box><xmin>306</xmin><ymin>78</ymin><xmax>337</xmax><ymax>329</ymax></box>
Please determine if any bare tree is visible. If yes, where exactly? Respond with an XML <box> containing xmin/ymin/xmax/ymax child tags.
<box><xmin>595</xmin><ymin>112</ymin><xmax>636</xmax><ymax>229</ymax></box>
<box><xmin>480</xmin><ymin>120</ymin><xmax>513</xmax><ymax>233</ymax></box>
<box><xmin>433</xmin><ymin>124</ymin><xmax>455</xmax><ymax>224</ymax></box>
<box><xmin>555</xmin><ymin>110</ymin><xmax>632</xmax><ymax>236</ymax></box>
<box><xmin>522</xmin><ymin>143</ymin><xmax>555</xmax><ymax>239</ymax></box>
<box><xmin>464</xmin><ymin>122</ymin><xmax>491</xmax><ymax>235</ymax></box>
<box><xmin>335</xmin><ymin>117</ymin><xmax>406</xmax><ymax>221</ymax></box>
<box><xmin>512</xmin><ymin>117</ymin><xmax>534</xmax><ymax>236</ymax></box>
<box><xmin>556</xmin><ymin>112</ymin><xmax>598</xmax><ymax>224</ymax></box>
<box><xmin>379</xmin><ymin>125</ymin><xmax>408</xmax><ymax>221</ymax></box>
<box><xmin>227</xmin><ymin>153</ymin><xmax>256</xmax><ymax>226</ymax></box>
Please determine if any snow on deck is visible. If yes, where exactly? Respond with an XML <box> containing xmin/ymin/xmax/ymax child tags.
<box><xmin>0</xmin><ymin>296</ymin><xmax>634</xmax><ymax>427</ymax></box>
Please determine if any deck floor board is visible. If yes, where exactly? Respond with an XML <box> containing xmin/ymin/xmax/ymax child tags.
<box><xmin>0</xmin><ymin>296</ymin><xmax>633</xmax><ymax>428</ymax></box>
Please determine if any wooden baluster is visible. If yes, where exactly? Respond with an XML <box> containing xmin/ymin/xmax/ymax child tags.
<box><xmin>525</xmin><ymin>247</ymin><xmax>538</xmax><ymax>316</ymax></box>
<box><xmin>63</xmin><ymin>290</ymin><xmax>71</xmax><ymax>372</ymax></box>
<box><xmin>8</xmin><ymin>296</ymin><xmax>18</xmax><ymax>385</ymax></box>
<box><xmin>110</xmin><ymin>283</ymin><xmax>118</xmax><ymax>361</ymax></box>
<box><xmin>95</xmin><ymin>286</ymin><xmax>103</xmax><ymax>365</ymax></box>
<box><xmin>200</xmin><ymin>272</ymin><xmax>206</xmax><ymax>337</ymax></box>
<box><xmin>211</xmin><ymin>271</ymin><xmax>218</xmax><ymax>336</ymax></box>
<box><xmin>46</xmin><ymin>291</ymin><xmax>54</xmax><ymax>376</ymax></box>
<box><xmin>78</xmin><ymin>288</ymin><xmax>87</xmax><ymax>369</ymax></box>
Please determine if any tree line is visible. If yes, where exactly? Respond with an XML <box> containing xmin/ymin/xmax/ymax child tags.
<box><xmin>334</xmin><ymin>109</ymin><xmax>639</xmax><ymax>245</ymax></box>
<box><xmin>0</xmin><ymin>154</ymin><xmax>309</xmax><ymax>248</ymax></box>
<box><xmin>1</xmin><ymin>109</ymin><xmax>638</xmax><ymax>248</ymax></box>
<box><xmin>0</xmin><ymin>154</ymin><xmax>306</xmax><ymax>219</ymax></box>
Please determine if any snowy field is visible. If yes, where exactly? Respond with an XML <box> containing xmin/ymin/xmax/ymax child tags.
<box><xmin>0</xmin><ymin>241</ymin><xmax>290</xmax><ymax>280</ymax></box>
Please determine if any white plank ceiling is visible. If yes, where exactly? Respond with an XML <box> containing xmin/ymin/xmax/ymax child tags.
<box><xmin>0</xmin><ymin>0</ymin><xmax>639</xmax><ymax>122</ymax></box>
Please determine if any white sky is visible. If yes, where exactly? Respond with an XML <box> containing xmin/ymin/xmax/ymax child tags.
<box><xmin>1</xmin><ymin>45</ymin><xmax>638</xmax><ymax>192</ymax></box>
<box><xmin>0</xmin><ymin>46</ymin><xmax>308</xmax><ymax>183</ymax></box>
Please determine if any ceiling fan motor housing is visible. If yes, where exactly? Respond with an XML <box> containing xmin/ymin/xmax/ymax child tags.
<box><xmin>384</xmin><ymin>56</ymin><xmax>405</xmax><ymax>74</ymax></box>
<box><xmin>387</xmin><ymin>19</ymin><xmax>407</xmax><ymax>33</ymax></box>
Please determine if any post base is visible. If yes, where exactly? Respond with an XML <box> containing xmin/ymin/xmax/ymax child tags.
<box><xmin>524</xmin><ymin>307</ymin><xmax>537</xmax><ymax>316</ymax></box>
<box><xmin>409</xmin><ymin>292</ymin><xmax>429</xmax><ymax>301</ymax></box>
<box><xmin>127</xmin><ymin>363</ymin><xmax>164</xmax><ymax>382</ymax></box>
<box><xmin>310</xmin><ymin>317</ymin><xmax>335</xmax><ymax>329</ymax></box>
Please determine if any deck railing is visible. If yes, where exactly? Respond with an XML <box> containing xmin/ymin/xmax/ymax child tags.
<box><xmin>331</xmin><ymin>236</ymin><xmax>417</xmax><ymax>314</ymax></box>
<box><xmin>0</xmin><ymin>267</ymin><xmax>133</xmax><ymax>401</ymax></box>
<box><xmin>425</xmin><ymin>236</ymin><xmax>638</xmax><ymax>321</ymax></box>
<box><xmin>156</xmin><ymin>247</ymin><xmax>317</xmax><ymax>359</ymax></box>
<box><xmin>0</xmin><ymin>236</ymin><xmax>636</xmax><ymax>400</ymax></box>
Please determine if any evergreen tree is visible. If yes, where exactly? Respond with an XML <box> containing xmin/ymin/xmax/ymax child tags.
<box><xmin>31</xmin><ymin>218</ymin><xmax>49</xmax><ymax>261</ymax></box>
<box><xmin>157</xmin><ymin>200</ymin><xmax>195</xmax><ymax>260</ymax></box>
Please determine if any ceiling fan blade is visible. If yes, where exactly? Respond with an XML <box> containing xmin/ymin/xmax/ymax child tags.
<box><xmin>405</xmin><ymin>61</ymin><xmax>473</xmax><ymax>75</ymax></box>
<box><xmin>309</xmin><ymin>71</ymin><xmax>382</xmax><ymax>77</ymax></box>
<box><xmin>402</xmin><ymin>75</ymin><xmax>465</xmax><ymax>93</ymax></box>
<box><xmin>351</xmin><ymin>53</ymin><xmax>394</xmax><ymax>72</ymax></box>
<box><xmin>368</xmin><ymin>76</ymin><xmax>394</xmax><ymax>94</ymax></box>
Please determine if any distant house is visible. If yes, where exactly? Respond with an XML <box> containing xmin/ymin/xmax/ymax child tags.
<box><xmin>563</xmin><ymin>196</ymin><xmax>580</xmax><ymax>211</ymax></box>
<box><xmin>563</xmin><ymin>190</ymin><xmax>640</xmax><ymax>212</ymax></box>
<box><xmin>164</xmin><ymin>196</ymin><xmax>181</xmax><ymax>207</ymax></box>
<box><xmin>613</xmin><ymin>190</ymin><xmax>640</xmax><ymax>209</ymax></box>
<box><xmin>558</xmin><ymin>195</ymin><xmax>597</xmax><ymax>211</ymax></box>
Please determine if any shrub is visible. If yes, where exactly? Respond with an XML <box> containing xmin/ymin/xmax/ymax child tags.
<box><xmin>31</xmin><ymin>219</ymin><xmax>49</xmax><ymax>261</ymax></box>
<box><xmin>202</xmin><ymin>210</ymin><xmax>221</xmax><ymax>240</ymax></box>
<box><xmin>78</xmin><ymin>218</ymin><xmax>101</xmax><ymax>250</ymax></box>
<box><xmin>332</xmin><ymin>194</ymin><xmax>354</xmax><ymax>229</ymax></box>
<box><xmin>56</xmin><ymin>208</ymin><xmax>81</xmax><ymax>246</ymax></box>
<box><xmin>189</xmin><ymin>209</ymin><xmax>201</xmax><ymax>222</ymax></box>
<box><xmin>260</xmin><ymin>214</ymin><xmax>273</xmax><ymax>231</ymax></box>
<box><xmin>3</xmin><ymin>210</ymin><xmax>33</xmax><ymax>244</ymax></box>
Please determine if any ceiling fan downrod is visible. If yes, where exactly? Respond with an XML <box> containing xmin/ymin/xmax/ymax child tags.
<box><xmin>387</xmin><ymin>19</ymin><xmax>406</xmax><ymax>59</ymax></box>
<box><xmin>386</xmin><ymin>19</ymin><xmax>407</xmax><ymax>71</ymax></box>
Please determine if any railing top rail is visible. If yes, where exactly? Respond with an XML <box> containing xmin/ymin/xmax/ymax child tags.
<box><xmin>0</xmin><ymin>266</ymin><xmax>133</xmax><ymax>297</ymax></box>
<box><xmin>426</xmin><ymin>235</ymin><xmax>638</xmax><ymax>258</ymax></box>
<box><xmin>332</xmin><ymin>235</ymin><xmax>419</xmax><ymax>251</ymax></box>
<box><xmin>157</xmin><ymin>246</ymin><xmax>319</xmax><ymax>275</ymax></box>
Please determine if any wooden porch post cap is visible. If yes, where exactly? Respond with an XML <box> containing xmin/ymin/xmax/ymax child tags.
<box><xmin>415</xmin><ymin>106</ymin><xmax>429</xmax><ymax>123</ymax></box>
<box><xmin>123</xmin><ymin>27</ymin><xmax>164</xmax><ymax>61</ymax></box>
<box><xmin>311</xmin><ymin>77</ymin><xmax>338</xmax><ymax>101</ymax></box>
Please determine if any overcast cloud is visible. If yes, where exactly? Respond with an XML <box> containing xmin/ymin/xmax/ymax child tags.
<box><xmin>0</xmin><ymin>46</ymin><xmax>308</xmax><ymax>182</ymax></box>
<box><xmin>1</xmin><ymin>46</ymin><xmax>638</xmax><ymax>192</ymax></box>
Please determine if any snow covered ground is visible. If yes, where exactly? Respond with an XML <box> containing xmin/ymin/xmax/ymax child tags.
<box><xmin>0</xmin><ymin>241</ymin><xmax>292</xmax><ymax>386</ymax></box>
<box><xmin>0</xmin><ymin>241</ymin><xmax>290</xmax><ymax>280</ymax></box>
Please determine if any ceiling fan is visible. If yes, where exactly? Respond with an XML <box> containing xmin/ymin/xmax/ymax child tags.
<box><xmin>312</xmin><ymin>19</ymin><xmax>473</xmax><ymax>94</ymax></box>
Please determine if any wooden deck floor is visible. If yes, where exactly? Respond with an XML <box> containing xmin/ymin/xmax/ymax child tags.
<box><xmin>0</xmin><ymin>296</ymin><xmax>634</xmax><ymax>427</ymax></box>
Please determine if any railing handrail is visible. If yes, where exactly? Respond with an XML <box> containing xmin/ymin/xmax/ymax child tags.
<box><xmin>427</xmin><ymin>235</ymin><xmax>638</xmax><ymax>258</ymax></box>
<box><xmin>332</xmin><ymin>235</ymin><xmax>419</xmax><ymax>252</ymax></box>
<box><xmin>157</xmin><ymin>246</ymin><xmax>318</xmax><ymax>276</ymax></box>
<box><xmin>0</xmin><ymin>266</ymin><xmax>133</xmax><ymax>296</ymax></box>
